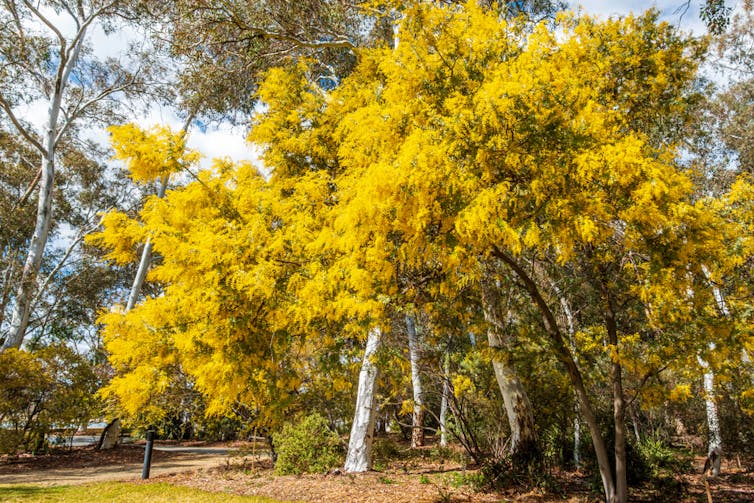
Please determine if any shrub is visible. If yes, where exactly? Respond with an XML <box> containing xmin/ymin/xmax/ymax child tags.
<box><xmin>272</xmin><ymin>413</ymin><xmax>343</xmax><ymax>475</ymax></box>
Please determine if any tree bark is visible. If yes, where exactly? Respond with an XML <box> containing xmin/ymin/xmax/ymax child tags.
<box><xmin>3</xmin><ymin>129</ymin><xmax>58</xmax><ymax>350</ymax></box>
<box><xmin>480</xmin><ymin>277</ymin><xmax>537</xmax><ymax>457</ymax></box>
<box><xmin>126</xmin><ymin>176</ymin><xmax>170</xmax><ymax>311</ymax></box>
<box><xmin>699</xmin><ymin>266</ymin><xmax>725</xmax><ymax>475</ymax></box>
<box><xmin>440</xmin><ymin>351</ymin><xmax>450</xmax><ymax>448</ymax></box>
<box><xmin>606</xmin><ymin>309</ymin><xmax>628</xmax><ymax>503</ymax></box>
<box><xmin>405</xmin><ymin>315</ymin><xmax>425</xmax><ymax>448</ymax></box>
<box><xmin>698</xmin><ymin>353</ymin><xmax>722</xmax><ymax>476</ymax></box>
<box><xmin>2</xmin><ymin>21</ymin><xmax>88</xmax><ymax>351</ymax></box>
<box><xmin>125</xmin><ymin>114</ymin><xmax>192</xmax><ymax>312</ymax></box>
<box><xmin>345</xmin><ymin>327</ymin><xmax>381</xmax><ymax>472</ymax></box>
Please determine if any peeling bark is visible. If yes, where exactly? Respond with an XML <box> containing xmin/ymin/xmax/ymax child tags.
<box><xmin>481</xmin><ymin>277</ymin><xmax>537</xmax><ymax>457</ymax></box>
<box><xmin>698</xmin><ymin>353</ymin><xmax>722</xmax><ymax>476</ymax></box>
<box><xmin>699</xmin><ymin>266</ymin><xmax>725</xmax><ymax>475</ymax></box>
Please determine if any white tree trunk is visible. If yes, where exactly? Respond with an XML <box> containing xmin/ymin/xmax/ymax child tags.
<box><xmin>698</xmin><ymin>352</ymin><xmax>722</xmax><ymax>476</ymax></box>
<box><xmin>406</xmin><ymin>315</ymin><xmax>424</xmax><ymax>448</ymax></box>
<box><xmin>699</xmin><ymin>266</ymin><xmax>725</xmax><ymax>475</ymax></box>
<box><xmin>2</xmin><ymin>21</ymin><xmax>88</xmax><ymax>352</ymax></box>
<box><xmin>345</xmin><ymin>327</ymin><xmax>381</xmax><ymax>472</ymax></box>
<box><xmin>440</xmin><ymin>351</ymin><xmax>450</xmax><ymax>448</ymax></box>
<box><xmin>488</xmin><ymin>331</ymin><xmax>537</xmax><ymax>454</ymax></box>
<box><xmin>126</xmin><ymin>176</ymin><xmax>170</xmax><ymax>311</ymax></box>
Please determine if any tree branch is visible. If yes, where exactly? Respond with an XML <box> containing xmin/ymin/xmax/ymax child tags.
<box><xmin>0</xmin><ymin>94</ymin><xmax>46</xmax><ymax>154</ymax></box>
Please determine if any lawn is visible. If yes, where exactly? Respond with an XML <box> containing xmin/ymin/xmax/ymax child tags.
<box><xmin>0</xmin><ymin>481</ymin><xmax>287</xmax><ymax>503</ymax></box>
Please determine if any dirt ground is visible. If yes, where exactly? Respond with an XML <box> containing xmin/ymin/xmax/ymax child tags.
<box><xmin>1</xmin><ymin>444</ymin><xmax>753</xmax><ymax>502</ymax></box>
<box><xmin>0</xmin><ymin>444</ymin><xmax>230</xmax><ymax>486</ymax></box>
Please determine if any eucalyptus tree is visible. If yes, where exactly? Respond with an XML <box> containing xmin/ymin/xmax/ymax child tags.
<box><xmin>0</xmin><ymin>0</ymin><xmax>165</xmax><ymax>351</ymax></box>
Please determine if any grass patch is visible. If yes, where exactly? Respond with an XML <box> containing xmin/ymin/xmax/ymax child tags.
<box><xmin>0</xmin><ymin>481</ymin><xmax>286</xmax><ymax>502</ymax></box>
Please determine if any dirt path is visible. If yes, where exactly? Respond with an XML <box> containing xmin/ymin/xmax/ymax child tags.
<box><xmin>0</xmin><ymin>445</ymin><xmax>238</xmax><ymax>486</ymax></box>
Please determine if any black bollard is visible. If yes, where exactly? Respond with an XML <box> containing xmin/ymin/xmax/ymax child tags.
<box><xmin>142</xmin><ymin>429</ymin><xmax>155</xmax><ymax>479</ymax></box>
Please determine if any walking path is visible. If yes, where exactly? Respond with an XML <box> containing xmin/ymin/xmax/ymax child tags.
<box><xmin>0</xmin><ymin>445</ymin><xmax>239</xmax><ymax>486</ymax></box>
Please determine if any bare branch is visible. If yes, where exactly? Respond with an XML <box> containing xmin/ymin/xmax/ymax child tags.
<box><xmin>15</xmin><ymin>168</ymin><xmax>42</xmax><ymax>208</ymax></box>
<box><xmin>30</xmin><ymin>225</ymin><xmax>93</xmax><ymax>309</ymax></box>
<box><xmin>66</xmin><ymin>0</ymin><xmax>120</xmax><ymax>61</ymax></box>
<box><xmin>54</xmin><ymin>79</ymin><xmax>137</xmax><ymax>145</ymax></box>
<box><xmin>22</xmin><ymin>0</ymin><xmax>66</xmax><ymax>48</ymax></box>
<box><xmin>0</xmin><ymin>94</ymin><xmax>46</xmax><ymax>154</ymax></box>
<box><xmin>61</xmin><ymin>2</ymin><xmax>81</xmax><ymax>31</ymax></box>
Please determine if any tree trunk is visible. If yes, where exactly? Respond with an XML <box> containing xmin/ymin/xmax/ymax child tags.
<box><xmin>554</xmin><ymin>282</ymin><xmax>582</xmax><ymax>468</ymax></box>
<box><xmin>440</xmin><ymin>351</ymin><xmax>450</xmax><ymax>448</ymax></box>
<box><xmin>606</xmin><ymin>311</ymin><xmax>628</xmax><ymax>503</ymax></box>
<box><xmin>2</xmin><ymin>24</ymin><xmax>88</xmax><ymax>352</ymax></box>
<box><xmin>345</xmin><ymin>327</ymin><xmax>381</xmax><ymax>472</ymax></box>
<box><xmin>3</xmin><ymin>142</ymin><xmax>56</xmax><ymax>351</ymax></box>
<box><xmin>700</xmin><ymin>266</ymin><xmax>725</xmax><ymax>475</ymax></box>
<box><xmin>480</xmin><ymin>278</ymin><xmax>537</xmax><ymax>457</ymax></box>
<box><xmin>698</xmin><ymin>353</ymin><xmax>722</xmax><ymax>476</ymax></box>
<box><xmin>405</xmin><ymin>315</ymin><xmax>424</xmax><ymax>448</ymax></box>
<box><xmin>126</xmin><ymin>176</ymin><xmax>170</xmax><ymax>311</ymax></box>
<box><xmin>124</xmin><ymin>115</ymin><xmax>193</xmax><ymax>313</ymax></box>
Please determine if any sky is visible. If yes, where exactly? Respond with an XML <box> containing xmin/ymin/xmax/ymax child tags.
<box><xmin>13</xmin><ymin>1</ymin><xmax>733</xmax><ymax>170</ymax></box>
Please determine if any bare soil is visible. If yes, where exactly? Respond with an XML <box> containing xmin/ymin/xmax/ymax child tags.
<box><xmin>0</xmin><ymin>443</ymin><xmax>230</xmax><ymax>486</ymax></box>
<box><xmin>1</xmin><ymin>444</ymin><xmax>753</xmax><ymax>502</ymax></box>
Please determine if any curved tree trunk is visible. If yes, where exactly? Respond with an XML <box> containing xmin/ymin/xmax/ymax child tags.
<box><xmin>3</xmin><ymin>124</ymin><xmax>60</xmax><ymax>351</ymax></box>
<box><xmin>345</xmin><ymin>327</ymin><xmax>382</xmax><ymax>472</ymax></box>
<box><xmin>493</xmin><ymin>249</ymin><xmax>617</xmax><ymax>502</ymax></box>
<box><xmin>405</xmin><ymin>315</ymin><xmax>424</xmax><ymax>448</ymax></box>
<box><xmin>2</xmin><ymin>19</ymin><xmax>87</xmax><ymax>351</ymax></box>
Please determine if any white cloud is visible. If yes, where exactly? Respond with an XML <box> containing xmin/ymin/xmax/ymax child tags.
<box><xmin>189</xmin><ymin>124</ymin><xmax>262</xmax><ymax>169</ymax></box>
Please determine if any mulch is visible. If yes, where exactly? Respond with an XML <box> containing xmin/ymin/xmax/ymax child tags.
<box><xmin>1</xmin><ymin>444</ymin><xmax>752</xmax><ymax>502</ymax></box>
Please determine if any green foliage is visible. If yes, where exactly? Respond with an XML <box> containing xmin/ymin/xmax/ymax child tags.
<box><xmin>0</xmin><ymin>345</ymin><xmax>101</xmax><ymax>454</ymax></box>
<box><xmin>272</xmin><ymin>413</ymin><xmax>343</xmax><ymax>475</ymax></box>
<box><xmin>445</xmin><ymin>470</ymin><xmax>485</xmax><ymax>489</ymax></box>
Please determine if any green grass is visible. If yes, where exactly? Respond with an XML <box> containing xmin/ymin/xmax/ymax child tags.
<box><xmin>0</xmin><ymin>482</ymin><xmax>286</xmax><ymax>502</ymax></box>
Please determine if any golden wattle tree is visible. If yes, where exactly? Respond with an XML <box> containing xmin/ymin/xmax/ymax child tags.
<box><xmin>89</xmin><ymin>3</ymin><xmax>753</xmax><ymax>500</ymax></box>
<box><xmin>249</xmin><ymin>3</ymin><xmax>750</xmax><ymax>501</ymax></box>
<box><xmin>89</xmin><ymin>124</ymin><xmax>345</xmax><ymax>432</ymax></box>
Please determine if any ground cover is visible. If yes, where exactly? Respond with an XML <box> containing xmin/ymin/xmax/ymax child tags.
<box><xmin>0</xmin><ymin>441</ymin><xmax>752</xmax><ymax>502</ymax></box>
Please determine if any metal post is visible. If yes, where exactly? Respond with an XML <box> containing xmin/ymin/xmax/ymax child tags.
<box><xmin>142</xmin><ymin>429</ymin><xmax>155</xmax><ymax>479</ymax></box>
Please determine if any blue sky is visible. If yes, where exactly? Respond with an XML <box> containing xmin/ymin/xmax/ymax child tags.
<box><xmin>575</xmin><ymin>1</ymin><xmax>709</xmax><ymax>32</ymax></box>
